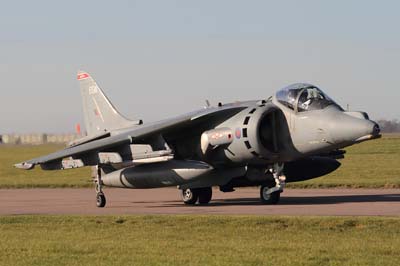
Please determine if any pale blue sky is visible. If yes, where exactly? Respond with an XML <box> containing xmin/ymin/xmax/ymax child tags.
<box><xmin>1</xmin><ymin>0</ymin><xmax>399</xmax><ymax>133</ymax></box>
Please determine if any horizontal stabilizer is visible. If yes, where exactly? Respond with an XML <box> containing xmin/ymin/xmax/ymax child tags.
<box><xmin>68</xmin><ymin>132</ymin><xmax>111</xmax><ymax>147</ymax></box>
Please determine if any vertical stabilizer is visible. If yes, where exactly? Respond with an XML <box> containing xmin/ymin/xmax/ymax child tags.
<box><xmin>77</xmin><ymin>71</ymin><xmax>135</xmax><ymax>136</ymax></box>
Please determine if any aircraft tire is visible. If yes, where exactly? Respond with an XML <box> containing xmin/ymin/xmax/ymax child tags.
<box><xmin>181</xmin><ymin>189</ymin><xmax>199</xmax><ymax>205</ymax></box>
<box><xmin>198</xmin><ymin>187</ymin><xmax>212</xmax><ymax>204</ymax></box>
<box><xmin>260</xmin><ymin>185</ymin><xmax>280</xmax><ymax>205</ymax></box>
<box><xmin>96</xmin><ymin>193</ymin><xmax>106</xmax><ymax>208</ymax></box>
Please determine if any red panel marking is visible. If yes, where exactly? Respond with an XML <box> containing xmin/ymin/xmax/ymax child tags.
<box><xmin>77</xmin><ymin>73</ymin><xmax>89</xmax><ymax>80</ymax></box>
<box><xmin>235</xmin><ymin>128</ymin><xmax>241</xmax><ymax>139</ymax></box>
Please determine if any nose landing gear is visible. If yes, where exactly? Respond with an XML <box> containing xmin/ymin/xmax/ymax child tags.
<box><xmin>260</xmin><ymin>163</ymin><xmax>286</xmax><ymax>205</ymax></box>
<box><xmin>260</xmin><ymin>185</ymin><xmax>281</xmax><ymax>204</ymax></box>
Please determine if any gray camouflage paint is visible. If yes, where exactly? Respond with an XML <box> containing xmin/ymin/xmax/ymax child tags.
<box><xmin>15</xmin><ymin>71</ymin><xmax>380</xmax><ymax>190</ymax></box>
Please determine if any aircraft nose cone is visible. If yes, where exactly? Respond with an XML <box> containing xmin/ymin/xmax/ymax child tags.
<box><xmin>372</xmin><ymin>123</ymin><xmax>381</xmax><ymax>136</ymax></box>
<box><xmin>352</xmin><ymin>119</ymin><xmax>382</xmax><ymax>142</ymax></box>
<box><xmin>329</xmin><ymin>113</ymin><xmax>381</xmax><ymax>145</ymax></box>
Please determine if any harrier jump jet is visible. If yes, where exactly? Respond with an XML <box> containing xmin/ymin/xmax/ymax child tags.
<box><xmin>15</xmin><ymin>71</ymin><xmax>381</xmax><ymax>207</ymax></box>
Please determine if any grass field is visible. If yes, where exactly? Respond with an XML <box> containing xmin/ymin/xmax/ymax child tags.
<box><xmin>0</xmin><ymin>215</ymin><xmax>399</xmax><ymax>266</ymax></box>
<box><xmin>0</xmin><ymin>144</ymin><xmax>91</xmax><ymax>188</ymax></box>
<box><xmin>0</xmin><ymin>135</ymin><xmax>399</xmax><ymax>188</ymax></box>
<box><xmin>289</xmin><ymin>134</ymin><xmax>400</xmax><ymax>188</ymax></box>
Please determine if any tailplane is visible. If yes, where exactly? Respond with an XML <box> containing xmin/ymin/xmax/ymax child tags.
<box><xmin>77</xmin><ymin>71</ymin><xmax>137</xmax><ymax>136</ymax></box>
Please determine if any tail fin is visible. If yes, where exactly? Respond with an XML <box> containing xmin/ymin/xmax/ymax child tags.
<box><xmin>77</xmin><ymin>71</ymin><xmax>136</xmax><ymax>136</ymax></box>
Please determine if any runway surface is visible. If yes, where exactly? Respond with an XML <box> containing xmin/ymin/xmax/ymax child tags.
<box><xmin>1</xmin><ymin>188</ymin><xmax>399</xmax><ymax>216</ymax></box>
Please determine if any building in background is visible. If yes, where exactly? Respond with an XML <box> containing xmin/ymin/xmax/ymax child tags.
<box><xmin>0</xmin><ymin>133</ymin><xmax>83</xmax><ymax>145</ymax></box>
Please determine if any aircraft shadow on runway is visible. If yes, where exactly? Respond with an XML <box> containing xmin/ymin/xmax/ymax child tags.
<box><xmin>147</xmin><ymin>194</ymin><xmax>400</xmax><ymax>208</ymax></box>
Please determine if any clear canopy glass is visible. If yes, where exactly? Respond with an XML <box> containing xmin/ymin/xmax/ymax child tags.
<box><xmin>276</xmin><ymin>83</ymin><xmax>340</xmax><ymax>112</ymax></box>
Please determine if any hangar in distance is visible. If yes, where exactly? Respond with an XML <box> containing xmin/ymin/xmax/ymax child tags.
<box><xmin>15</xmin><ymin>71</ymin><xmax>381</xmax><ymax>207</ymax></box>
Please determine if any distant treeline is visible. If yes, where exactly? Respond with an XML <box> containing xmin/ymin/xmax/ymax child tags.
<box><xmin>377</xmin><ymin>119</ymin><xmax>400</xmax><ymax>133</ymax></box>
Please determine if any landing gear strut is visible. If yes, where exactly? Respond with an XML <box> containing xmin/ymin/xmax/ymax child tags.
<box><xmin>181</xmin><ymin>187</ymin><xmax>212</xmax><ymax>205</ymax></box>
<box><xmin>260</xmin><ymin>163</ymin><xmax>286</xmax><ymax>205</ymax></box>
<box><xmin>95</xmin><ymin>165</ymin><xmax>106</xmax><ymax>208</ymax></box>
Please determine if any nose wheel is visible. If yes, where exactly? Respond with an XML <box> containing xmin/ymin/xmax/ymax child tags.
<box><xmin>260</xmin><ymin>185</ymin><xmax>281</xmax><ymax>204</ymax></box>
<box><xmin>94</xmin><ymin>165</ymin><xmax>106</xmax><ymax>208</ymax></box>
<box><xmin>260</xmin><ymin>163</ymin><xmax>285</xmax><ymax>205</ymax></box>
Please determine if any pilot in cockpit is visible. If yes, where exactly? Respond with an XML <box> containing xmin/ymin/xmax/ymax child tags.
<box><xmin>298</xmin><ymin>87</ymin><xmax>332</xmax><ymax>112</ymax></box>
<box><xmin>276</xmin><ymin>83</ymin><xmax>341</xmax><ymax>113</ymax></box>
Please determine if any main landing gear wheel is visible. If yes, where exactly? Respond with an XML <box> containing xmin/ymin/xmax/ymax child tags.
<box><xmin>181</xmin><ymin>187</ymin><xmax>213</xmax><ymax>205</ymax></box>
<box><xmin>260</xmin><ymin>185</ymin><xmax>281</xmax><ymax>205</ymax></box>
<box><xmin>198</xmin><ymin>187</ymin><xmax>212</xmax><ymax>204</ymax></box>
<box><xmin>181</xmin><ymin>188</ymin><xmax>199</xmax><ymax>205</ymax></box>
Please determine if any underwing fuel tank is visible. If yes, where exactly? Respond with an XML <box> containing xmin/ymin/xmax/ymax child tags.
<box><xmin>102</xmin><ymin>160</ymin><xmax>213</xmax><ymax>189</ymax></box>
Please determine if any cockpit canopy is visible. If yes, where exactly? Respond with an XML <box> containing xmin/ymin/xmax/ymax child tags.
<box><xmin>276</xmin><ymin>83</ymin><xmax>341</xmax><ymax>112</ymax></box>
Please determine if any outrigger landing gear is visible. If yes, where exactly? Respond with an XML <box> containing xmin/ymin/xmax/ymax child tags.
<box><xmin>95</xmin><ymin>165</ymin><xmax>106</xmax><ymax>208</ymax></box>
<box><xmin>260</xmin><ymin>163</ymin><xmax>286</xmax><ymax>205</ymax></box>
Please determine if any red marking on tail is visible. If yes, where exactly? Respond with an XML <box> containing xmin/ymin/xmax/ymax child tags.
<box><xmin>75</xmin><ymin>124</ymin><xmax>81</xmax><ymax>135</ymax></box>
<box><xmin>77</xmin><ymin>73</ymin><xmax>89</xmax><ymax>80</ymax></box>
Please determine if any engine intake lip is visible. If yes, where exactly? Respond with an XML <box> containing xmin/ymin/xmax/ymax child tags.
<box><xmin>256</xmin><ymin>107</ymin><xmax>283</xmax><ymax>157</ymax></box>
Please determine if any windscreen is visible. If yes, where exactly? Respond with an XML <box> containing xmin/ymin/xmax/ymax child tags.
<box><xmin>276</xmin><ymin>87</ymin><xmax>303</xmax><ymax>110</ymax></box>
<box><xmin>276</xmin><ymin>84</ymin><xmax>341</xmax><ymax>112</ymax></box>
<box><xmin>297</xmin><ymin>86</ymin><xmax>337</xmax><ymax>112</ymax></box>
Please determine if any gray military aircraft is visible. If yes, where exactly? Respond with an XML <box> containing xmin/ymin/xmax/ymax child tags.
<box><xmin>15</xmin><ymin>71</ymin><xmax>381</xmax><ymax>207</ymax></box>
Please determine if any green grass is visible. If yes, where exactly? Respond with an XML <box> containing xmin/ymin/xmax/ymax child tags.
<box><xmin>0</xmin><ymin>215</ymin><xmax>399</xmax><ymax>266</ymax></box>
<box><xmin>289</xmin><ymin>135</ymin><xmax>400</xmax><ymax>188</ymax></box>
<box><xmin>0</xmin><ymin>144</ymin><xmax>91</xmax><ymax>188</ymax></box>
<box><xmin>0</xmin><ymin>135</ymin><xmax>399</xmax><ymax>188</ymax></box>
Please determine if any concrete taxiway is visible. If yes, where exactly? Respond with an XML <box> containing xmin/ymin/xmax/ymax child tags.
<box><xmin>0</xmin><ymin>188</ymin><xmax>399</xmax><ymax>216</ymax></box>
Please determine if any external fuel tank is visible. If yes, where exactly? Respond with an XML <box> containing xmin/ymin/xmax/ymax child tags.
<box><xmin>102</xmin><ymin>160</ymin><xmax>213</xmax><ymax>189</ymax></box>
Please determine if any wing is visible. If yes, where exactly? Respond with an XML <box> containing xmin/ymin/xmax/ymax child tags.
<box><xmin>15</xmin><ymin>105</ymin><xmax>247</xmax><ymax>170</ymax></box>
